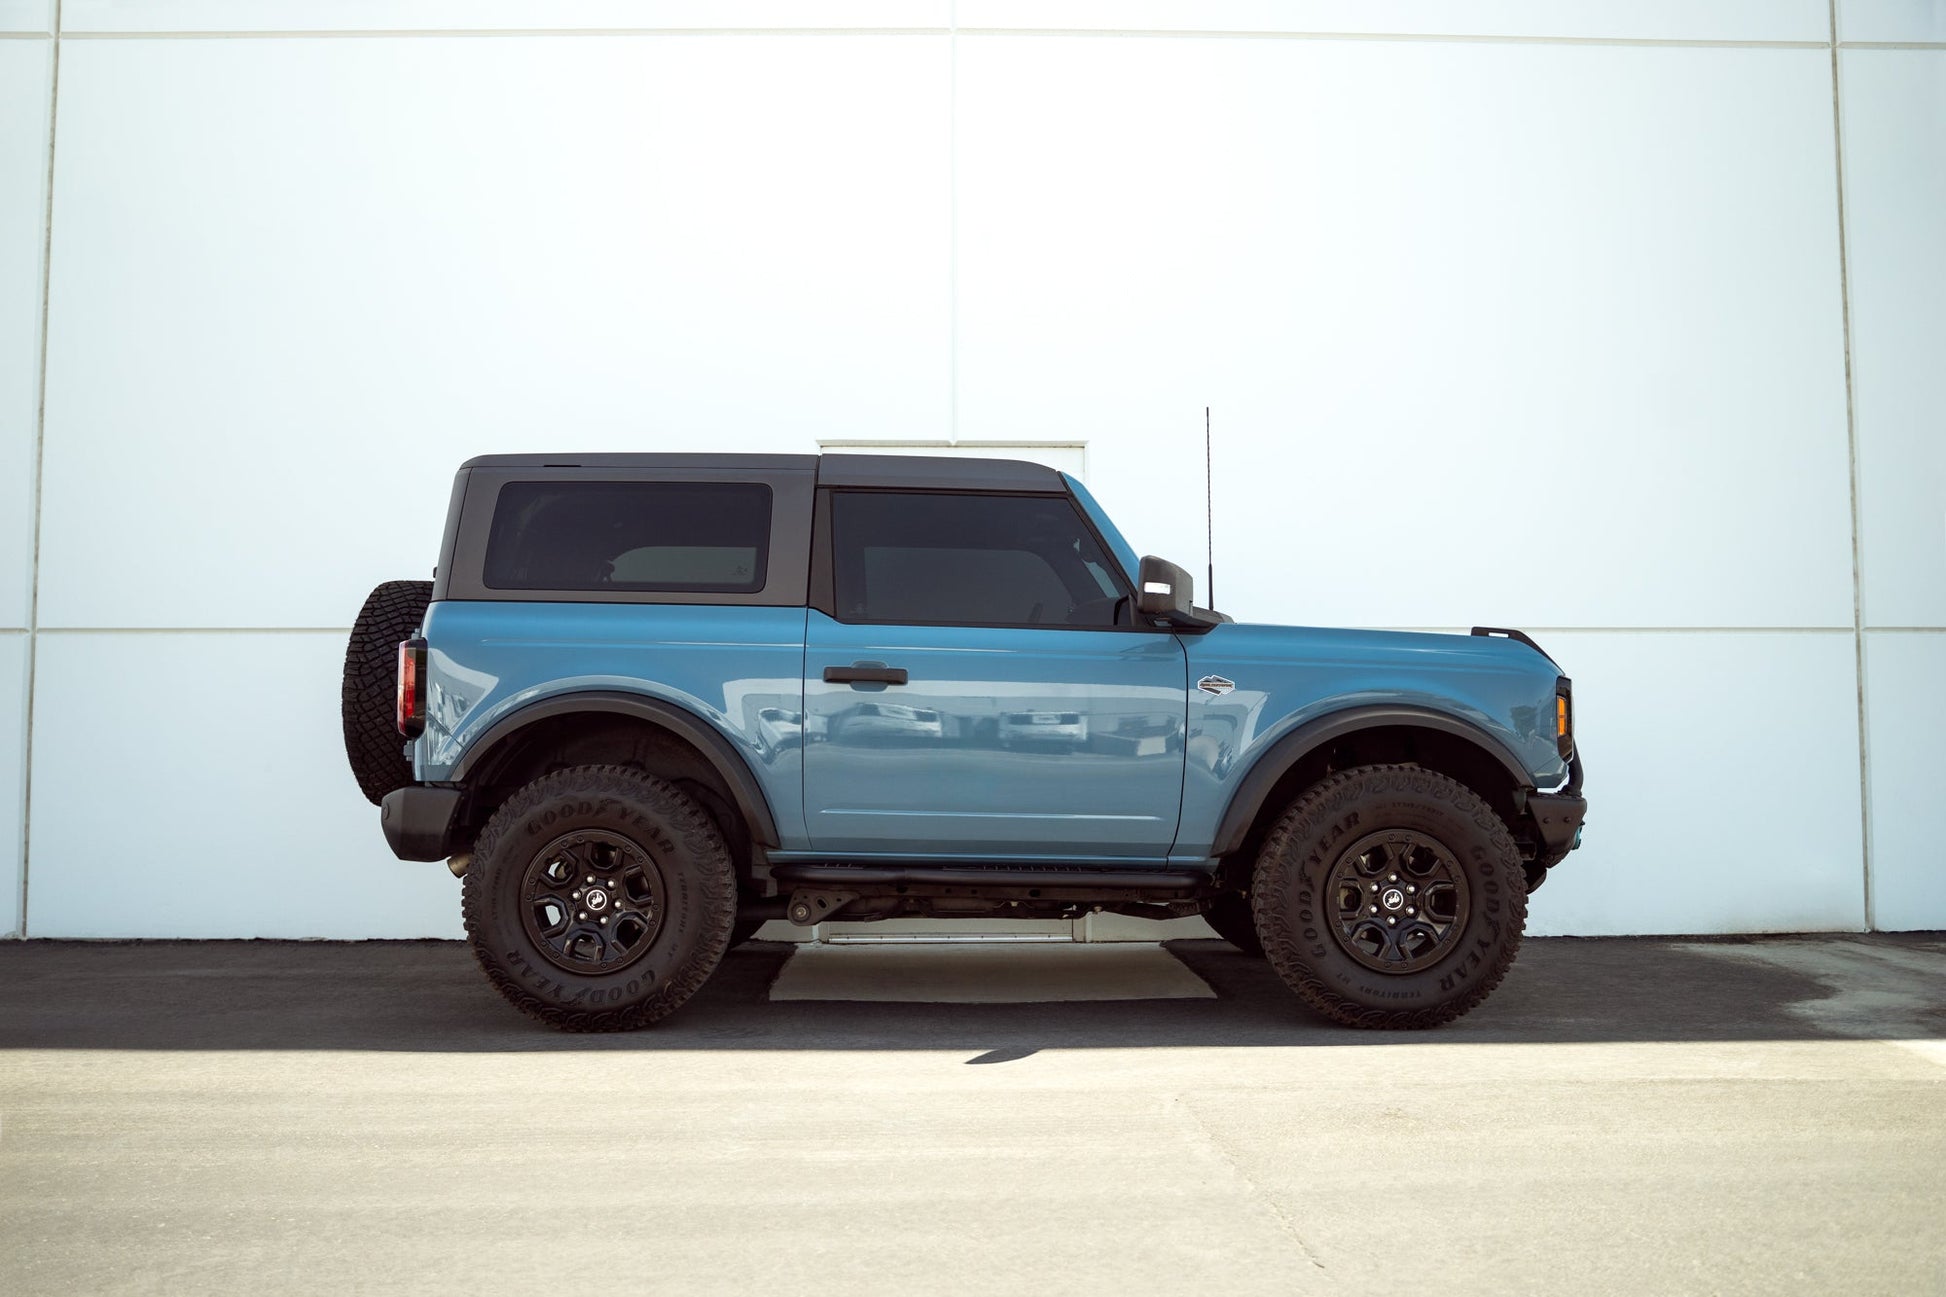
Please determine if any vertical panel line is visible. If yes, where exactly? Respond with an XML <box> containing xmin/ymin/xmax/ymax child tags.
<box><xmin>17</xmin><ymin>1</ymin><xmax>60</xmax><ymax>939</ymax></box>
<box><xmin>1827</xmin><ymin>0</ymin><xmax>1873</xmax><ymax>931</ymax></box>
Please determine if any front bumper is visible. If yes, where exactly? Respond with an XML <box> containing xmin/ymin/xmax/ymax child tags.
<box><xmin>1527</xmin><ymin>752</ymin><xmax>1587</xmax><ymax>868</ymax></box>
<box><xmin>380</xmin><ymin>785</ymin><xmax>461</xmax><ymax>861</ymax></box>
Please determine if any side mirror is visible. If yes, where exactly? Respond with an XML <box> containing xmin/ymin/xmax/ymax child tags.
<box><xmin>1137</xmin><ymin>556</ymin><xmax>1195</xmax><ymax>619</ymax></box>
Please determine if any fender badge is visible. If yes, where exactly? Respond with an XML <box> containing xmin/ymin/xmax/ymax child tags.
<box><xmin>1197</xmin><ymin>675</ymin><xmax>1236</xmax><ymax>697</ymax></box>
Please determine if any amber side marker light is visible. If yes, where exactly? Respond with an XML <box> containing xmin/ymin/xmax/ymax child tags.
<box><xmin>397</xmin><ymin>638</ymin><xmax>428</xmax><ymax>739</ymax></box>
<box><xmin>1555</xmin><ymin>677</ymin><xmax>1574</xmax><ymax>760</ymax></box>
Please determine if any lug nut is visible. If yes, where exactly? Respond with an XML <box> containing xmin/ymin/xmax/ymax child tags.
<box><xmin>586</xmin><ymin>875</ymin><xmax>594</xmax><ymax>883</ymax></box>
<box><xmin>1369</xmin><ymin>905</ymin><xmax>1379</xmax><ymax>914</ymax></box>
<box><xmin>578</xmin><ymin>911</ymin><xmax>588</xmax><ymax>920</ymax></box>
<box><xmin>1406</xmin><ymin>907</ymin><xmax>1416</xmax><ymax>916</ymax></box>
<box><xmin>1387</xmin><ymin>917</ymin><xmax>1396</xmax><ymax>926</ymax></box>
<box><xmin>1388</xmin><ymin>874</ymin><xmax>1398</xmax><ymax>882</ymax></box>
<box><xmin>1407</xmin><ymin>885</ymin><xmax>1417</xmax><ymax>895</ymax></box>
<box><xmin>598</xmin><ymin>917</ymin><xmax>607</xmax><ymax>926</ymax></box>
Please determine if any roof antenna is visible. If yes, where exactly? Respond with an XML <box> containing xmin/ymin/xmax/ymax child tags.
<box><xmin>1205</xmin><ymin>406</ymin><xmax>1215</xmax><ymax>609</ymax></box>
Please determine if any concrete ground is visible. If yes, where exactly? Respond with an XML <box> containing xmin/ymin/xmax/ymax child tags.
<box><xmin>1</xmin><ymin>935</ymin><xmax>1942</xmax><ymax>1296</ymax></box>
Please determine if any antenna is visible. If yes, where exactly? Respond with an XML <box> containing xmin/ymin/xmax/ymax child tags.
<box><xmin>1205</xmin><ymin>406</ymin><xmax>1215</xmax><ymax>608</ymax></box>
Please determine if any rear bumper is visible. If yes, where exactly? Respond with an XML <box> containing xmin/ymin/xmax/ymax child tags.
<box><xmin>380</xmin><ymin>786</ymin><xmax>461</xmax><ymax>862</ymax></box>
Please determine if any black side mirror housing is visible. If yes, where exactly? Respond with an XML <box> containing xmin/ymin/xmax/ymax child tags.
<box><xmin>1137</xmin><ymin>555</ymin><xmax>1195</xmax><ymax>618</ymax></box>
<box><xmin>1137</xmin><ymin>556</ymin><xmax>1222</xmax><ymax>630</ymax></box>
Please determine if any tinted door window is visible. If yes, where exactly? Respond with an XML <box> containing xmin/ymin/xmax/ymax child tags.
<box><xmin>484</xmin><ymin>481</ymin><xmax>771</xmax><ymax>593</ymax></box>
<box><xmin>830</xmin><ymin>492</ymin><xmax>1127</xmax><ymax>627</ymax></box>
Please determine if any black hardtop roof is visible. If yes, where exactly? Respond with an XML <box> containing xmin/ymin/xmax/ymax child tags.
<box><xmin>459</xmin><ymin>452</ymin><xmax>1066</xmax><ymax>493</ymax></box>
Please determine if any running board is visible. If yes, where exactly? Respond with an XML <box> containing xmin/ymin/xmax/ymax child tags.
<box><xmin>767</xmin><ymin>861</ymin><xmax>1211</xmax><ymax>898</ymax></box>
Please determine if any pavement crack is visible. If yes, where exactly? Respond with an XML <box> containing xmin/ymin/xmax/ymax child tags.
<box><xmin>1173</xmin><ymin>1094</ymin><xmax>1328</xmax><ymax>1273</ymax></box>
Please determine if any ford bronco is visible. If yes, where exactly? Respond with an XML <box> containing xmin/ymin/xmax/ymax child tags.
<box><xmin>341</xmin><ymin>454</ymin><xmax>1585</xmax><ymax>1030</ymax></box>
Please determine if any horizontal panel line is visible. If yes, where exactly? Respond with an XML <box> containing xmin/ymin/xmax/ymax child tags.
<box><xmin>18</xmin><ymin>624</ymin><xmax>1944</xmax><ymax>635</ymax></box>
<box><xmin>47</xmin><ymin>28</ymin><xmax>1841</xmax><ymax>49</ymax></box>
<box><xmin>1841</xmin><ymin>41</ymin><xmax>1946</xmax><ymax>50</ymax></box>
<box><xmin>59</xmin><ymin>27</ymin><xmax>947</xmax><ymax>40</ymax></box>
<box><xmin>32</xmin><ymin>626</ymin><xmax>351</xmax><ymax>635</ymax></box>
<box><xmin>960</xmin><ymin>29</ymin><xmax>1829</xmax><ymax>49</ymax></box>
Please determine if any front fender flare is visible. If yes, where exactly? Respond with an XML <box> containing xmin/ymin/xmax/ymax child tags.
<box><xmin>1209</xmin><ymin>705</ymin><xmax>1534</xmax><ymax>857</ymax></box>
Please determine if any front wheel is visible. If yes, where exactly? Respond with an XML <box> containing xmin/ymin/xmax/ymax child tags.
<box><xmin>1252</xmin><ymin>764</ymin><xmax>1526</xmax><ymax>1029</ymax></box>
<box><xmin>462</xmin><ymin>765</ymin><xmax>738</xmax><ymax>1031</ymax></box>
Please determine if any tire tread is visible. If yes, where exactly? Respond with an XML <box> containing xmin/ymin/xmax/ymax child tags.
<box><xmin>461</xmin><ymin>765</ymin><xmax>737</xmax><ymax>1032</ymax></box>
<box><xmin>1252</xmin><ymin>763</ymin><xmax>1527</xmax><ymax>1029</ymax></box>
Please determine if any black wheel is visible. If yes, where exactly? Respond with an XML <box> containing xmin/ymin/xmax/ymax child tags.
<box><xmin>1252</xmin><ymin>764</ymin><xmax>1526</xmax><ymax>1029</ymax></box>
<box><xmin>341</xmin><ymin>579</ymin><xmax>433</xmax><ymax>805</ymax></box>
<box><xmin>1202</xmin><ymin>892</ymin><xmax>1263</xmax><ymax>956</ymax></box>
<box><xmin>727</xmin><ymin>918</ymin><xmax>765</xmax><ymax>949</ymax></box>
<box><xmin>462</xmin><ymin>765</ymin><xmax>738</xmax><ymax>1031</ymax></box>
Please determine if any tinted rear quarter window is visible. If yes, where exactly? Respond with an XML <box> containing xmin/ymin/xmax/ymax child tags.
<box><xmin>484</xmin><ymin>481</ymin><xmax>772</xmax><ymax>593</ymax></box>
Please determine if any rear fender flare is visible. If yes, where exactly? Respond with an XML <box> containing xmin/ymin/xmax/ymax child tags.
<box><xmin>451</xmin><ymin>691</ymin><xmax>781</xmax><ymax>847</ymax></box>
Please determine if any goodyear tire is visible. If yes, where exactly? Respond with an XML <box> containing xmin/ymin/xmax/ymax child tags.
<box><xmin>463</xmin><ymin>766</ymin><xmax>737</xmax><ymax>1031</ymax></box>
<box><xmin>341</xmin><ymin>580</ymin><xmax>432</xmax><ymax>805</ymax></box>
<box><xmin>1202</xmin><ymin>892</ymin><xmax>1264</xmax><ymax>956</ymax></box>
<box><xmin>1252</xmin><ymin>764</ymin><xmax>1526</xmax><ymax>1029</ymax></box>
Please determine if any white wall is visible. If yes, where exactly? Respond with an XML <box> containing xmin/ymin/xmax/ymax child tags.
<box><xmin>4</xmin><ymin>0</ymin><xmax>1941</xmax><ymax>938</ymax></box>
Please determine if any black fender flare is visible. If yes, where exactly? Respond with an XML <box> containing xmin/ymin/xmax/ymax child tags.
<box><xmin>451</xmin><ymin>690</ymin><xmax>781</xmax><ymax>847</ymax></box>
<box><xmin>1209</xmin><ymin>705</ymin><xmax>1535</xmax><ymax>857</ymax></box>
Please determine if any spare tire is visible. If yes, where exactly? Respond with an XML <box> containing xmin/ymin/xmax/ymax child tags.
<box><xmin>342</xmin><ymin>580</ymin><xmax>433</xmax><ymax>805</ymax></box>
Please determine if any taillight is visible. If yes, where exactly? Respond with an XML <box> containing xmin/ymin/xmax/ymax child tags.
<box><xmin>1555</xmin><ymin>677</ymin><xmax>1574</xmax><ymax>761</ymax></box>
<box><xmin>397</xmin><ymin>638</ymin><xmax>428</xmax><ymax>739</ymax></box>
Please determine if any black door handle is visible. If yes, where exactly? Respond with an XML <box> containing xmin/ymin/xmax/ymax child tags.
<box><xmin>823</xmin><ymin>665</ymin><xmax>908</xmax><ymax>686</ymax></box>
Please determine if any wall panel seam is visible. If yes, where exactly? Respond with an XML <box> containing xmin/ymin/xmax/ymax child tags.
<box><xmin>17</xmin><ymin>0</ymin><xmax>58</xmax><ymax>939</ymax></box>
<box><xmin>1827</xmin><ymin>0</ymin><xmax>1873</xmax><ymax>932</ymax></box>
<box><xmin>52</xmin><ymin>29</ymin><xmax>1839</xmax><ymax>49</ymax></box>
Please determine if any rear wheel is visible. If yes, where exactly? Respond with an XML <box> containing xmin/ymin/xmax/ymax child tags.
<box><xmin>1252</xmin><ymin>764</ymin><xmax>1526</xmax><ymax>1029</ymax></box>
<box><xmin>341</xmin><ymin>580</ymin><xmax>432</xmax><ymax>805</ymax></box>
<box><xmin>462</xmin><ymin>765</ymin><xmax>738</xmax><ymax>1031</ymax></box>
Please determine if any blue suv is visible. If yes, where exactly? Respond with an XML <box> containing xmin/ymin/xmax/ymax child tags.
<box><xmin>341</xmin><ymin>454</ymin><xmax>1585</xmax><ymax>1031</ymax></box>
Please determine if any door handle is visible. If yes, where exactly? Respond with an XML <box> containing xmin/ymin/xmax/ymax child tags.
<box><xmin>823</xmin><ymin>665</ymin><xmax>909</xmax><ymax>686</ymax></box>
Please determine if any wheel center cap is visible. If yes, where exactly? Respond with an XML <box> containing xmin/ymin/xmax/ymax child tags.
<box><xmin>585</xmin><ymin>887</ymin><xmax>610</xmax><ymax>912</ymax></box>
<box><xmin>1381</xmin><ymin>887</ymin><xmax>1405</xmax><ymax>911</ymax></box>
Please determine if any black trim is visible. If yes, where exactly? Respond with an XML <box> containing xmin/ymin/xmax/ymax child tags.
<box><xmin>818</xmin><ymin>453</ymin><xmax>1064</xmax><ymax>493</ymax></box>
<box><xmin>449</xmin><ymin>691</ymin><xmax>782</xmax><ymax>846</ymax></box>
<box><xmin>823</xmin><ymin>665</ymin><xmax>908</xmax><ymax>685</ymax></box>
<box><xmin>808</xmin><ymin>480</ymin><xmax>835</xmax><ymax>617</ymax></box>
<box><xmin>380</xmin><ymin>786</ymin><xmax>463</xmax><ymax>861</ymax></box>
<box><xmin>1471</xmin><ymin>625</ymin><xmax>1559</xmax><ymax>668</ymax></box>
<box><xmin>1209</xmin><ymin>706</ymin><xmax>1537</xmax><ymax>857</ymax></box>
<box><xmin>1527</xmin><ymin>791</ymin><xmax>1587</xmax><ymax>857</ymax></box>
<box><xmin>769</xmin><ymin>862</ymin><xmax>1211</xmax><ymax>901</ymax></box>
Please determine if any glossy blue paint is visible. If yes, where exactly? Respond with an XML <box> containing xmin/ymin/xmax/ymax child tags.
<box><xmin>1175</xmin><ymin>624</ymin><xmax>1569</xmax><ymax>856</ymax></box>
<box><xmin>414</xmin><ymin>504</ymin><xmax>1570</xmax><ymax>871</ymax></box>
<box><xmin>802</xmin><ymin>612</ymin><xmax>1188</xmax><ymax>857</ymax></box>
<box><xmin>415</xmin><ymin>600</ymin><xmax>814</xmax><ymax>848</ymax></box>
